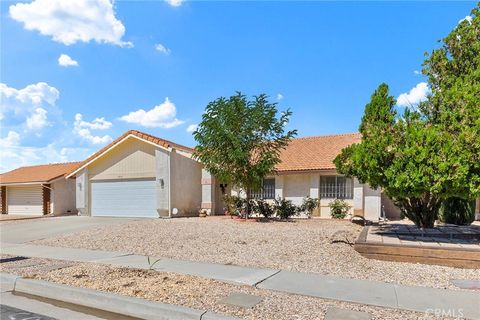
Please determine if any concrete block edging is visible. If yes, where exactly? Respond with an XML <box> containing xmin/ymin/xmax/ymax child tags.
<box><xmin>0</xmin><ymin>273</ymin><xmax>21</xmax><ymax>292</ymax></box>
<box><xmin>1</xmin><ymin>273</ymin><xmax>238</xmax><ymax>320</ymax></box>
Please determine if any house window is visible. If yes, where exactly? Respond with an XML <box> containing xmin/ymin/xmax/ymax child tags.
<box><xmin>320</xmin><ymin>176</ymin><xmax>353</xmax><ymax>199</ymax></box>
<box><xmin>249</xmin><ymin>178</ymin><xmax>276</xmax><ymax>199</ymax></box>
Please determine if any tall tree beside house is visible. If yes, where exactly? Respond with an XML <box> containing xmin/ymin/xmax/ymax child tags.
<box><xmin>334</xmin><ymin>4</ymin><xmax>480</xmax><ymax>228</ymax></box>
<box><xmin>193</xmin><ymin>92</ymin><xmax>297</xmax><ymax>217</ymax></box>
<box><xmin>334</xmin><ymin>85</ymin><xmax>453</xmax><ymax>228</ymax></box>
<box><xmin>421</xmin><ymin>4</ymin><xmax>480</xmax><ymax>203</ymax></box>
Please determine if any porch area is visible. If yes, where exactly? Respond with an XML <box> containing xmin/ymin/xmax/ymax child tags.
<box><xmin>355</xmin><ymin>222</ymin><xmax>480</xmax><ymax>268</ymax></box>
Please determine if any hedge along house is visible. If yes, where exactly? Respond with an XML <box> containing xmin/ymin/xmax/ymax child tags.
<box><xmin>0</xmin><ymin>162</ymin><xmax>79</xmax><ymax>216</ymax></box>
<box><xmin>66</xmin><ymin>130</ymin><xmax>202</xmax><ymax>218</ymax></box>
<box><xmin>201</xmin><ymin>133</ymin><xmax>399</xmax><ymax>221</ymax></box>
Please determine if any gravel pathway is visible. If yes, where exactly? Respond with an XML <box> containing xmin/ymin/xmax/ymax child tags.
<box><xmin>0</xmin><ymin>257</ymin><xmax>448</xmax><ymax>320</ymax></box>
<box><xmin>34</xmin><ymin>218</ymin><xmax>479</xmax><ymax>290</ymax></box>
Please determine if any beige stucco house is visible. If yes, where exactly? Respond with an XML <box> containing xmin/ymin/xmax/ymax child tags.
<box><xmin>0</xmin><ymin>162</ymin><xmax>78</xmax><ymax>216</ymax></box>
<box><xmin>201</xmin><ymin>133</ymin><xmax>399</xmax><ymax>221</ymax></box>
<box><xmin>4</xmin><ymin>130</ymin><xmax>475</xmax><ymax>221</ymax></box>
<box><xmin>66</xmin><ymin>130</ymin><xmax>202</xmax><ymax>218</ymax></box>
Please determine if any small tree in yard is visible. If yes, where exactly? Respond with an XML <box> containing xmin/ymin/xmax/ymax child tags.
<box><xmin>334</xmin><ymin>4</ymin><xmax>480</xmax><ymax>228</ymax></box>
<box><xmin>194</xmin><ymin>92</ymin><xmax>297</xmax><ymax>218</ymax></box>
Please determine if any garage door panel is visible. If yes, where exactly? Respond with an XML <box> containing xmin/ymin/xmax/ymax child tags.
<box><xmin>7</xmin><ymin>185</ymin><xmax>43</xmax><ymax>215</ymax></box>
<box><xmin>91</xmin><ymin>179</ymin><xmax>157</xmax><ymax>218</ymax></box>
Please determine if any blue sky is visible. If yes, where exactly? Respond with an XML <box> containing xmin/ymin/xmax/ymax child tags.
<box><xmin>0</xmin><ymin>0</ymin><xmax>475</xmax><ymax>171</ymax></box>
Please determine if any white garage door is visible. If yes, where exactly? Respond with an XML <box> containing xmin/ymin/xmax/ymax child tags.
<box><xmin>7</xmin><ymin>185</ymin><xmax>43</xmax><ymax>215</ymax></box>
<box><xmin>91</xmin><ymin>179</ymin><xmax>158</xmax><ymax>217</ymax></box>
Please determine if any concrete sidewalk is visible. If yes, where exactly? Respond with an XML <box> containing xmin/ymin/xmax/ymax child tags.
<box><xmin>2</xmin><ymin>242</ymin><xmax>479</xmax><ymax>319</ymax></box>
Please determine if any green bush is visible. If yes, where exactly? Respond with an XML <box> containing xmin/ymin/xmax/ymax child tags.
<box><xmin>439</xmin><ymin>197</ymin><xmax>475</xmax><ymax>225</ymax></box>
<box><xmin>299</xmin><ymin>196</ymin><xmax>319</xmax><ymax>217</ymax></box>
<box><xmin>273</xmin><ymin>197</ymin><xmax>299</xmax><ymax>220</ymax></box>
<box><xmin>223</xmin><ymin>195</ymin><xmax>247</xmax><ymax>216</ymax></box>
<box><xmin>252</xmin><ymin>199</ymin><xmax>275</xmax><ymax>218</ymax></box>
<box><xmin>329</xmin><ymin>199</ymin><xmax>351</xmax><ymax>219</ymax></box>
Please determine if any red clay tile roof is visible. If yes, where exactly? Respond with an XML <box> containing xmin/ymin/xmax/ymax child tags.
<box><xmin>275</xmin><ymin>133</ymin><xmax>361</xmax><ymax>172</ymax></box>
<box><xmin>67</xmin><ymin>130</ymin><xmax>194</xmax><ymax>177</ymax></box>
<box><xmin>0</xmin><ymin>162</ymin><xmax>81</xmax><ymax>184</ymax></box>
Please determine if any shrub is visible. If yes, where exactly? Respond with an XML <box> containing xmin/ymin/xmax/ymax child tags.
<box><xmin>329</xmin><ymin>199</ymin><xmax>351</xmax><ymax>219</ymax></box>
<box><xmin>439</xmin><ymin>197</ymin><xmax>476</xmax><ymax>225</ymax></box>
<box><xmin>253</xmin><ymin>199</ymin><xmax>275</xmax><ymax>218</ymax></box>
<box><xmin>274</xmin><ymin>197</ymin><xmax>299</xmax><ymax>220</ymax></box>
<box><xmin>299</xmin><ymin>196</ymin><xmax>319</xmax><ymax>217</ymax></box>
<box><xmin>223</xmin><ymin>195</ymin><xmax>246</xmax><ymax>216</ymax></box>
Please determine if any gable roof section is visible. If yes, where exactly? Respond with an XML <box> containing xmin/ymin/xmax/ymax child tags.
<box><xmin>275</xmin><ymin>133</ymin><xmax>361</xmax><ymax>172</ymax></box>
<box><xmin>66</xmin><ymin>130</ymin><xmax>194</xmax><ymax>178</ymax></box>
<box><xmin>0</xmin><ymin>162</ymin><xmax>81</xmax><ymax>185</ymax></box>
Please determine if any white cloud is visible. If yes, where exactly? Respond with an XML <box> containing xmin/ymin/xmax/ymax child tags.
<box><xmin>74</xmin><ymin>113</ymin><xmax>112</xmax><ymax>130</ymax></box>
<box><xmin>459</xmin><ymin>15</ymin><xmax>473</xmax><ymax>25</ymax></box>
<box><xmin>0</xmin><ymin>82</ymin><xmax>58</xmax><ymax>130</ymax></box>
<box><xmin>0</xmin><ymin>131</ymin><xmax>21</xmax><ymax>148</ymax></box>
<box><xmin>119</xmin><ymin>98</ymin><xmax>185</xmax><ymax>128</ymax></box>
<box><xmin>397</xmin><ymin>82</ymin><xmax>430</xmax><ymax>108</ymax></box>
<box><xmin>0</xmin><ymin>132</ymin><xmax>91</xmax><ymax>172</ymax></box>
<box><xmin>166</xmin><ymin>0</ymin><xmax>183</xmax><ymax>7</ymax></box>
<box><xmin>155</xmin><ymin>43</ymin><xmax>171</xmax><ymax>55</ymax></box>
<box><xmin>276</xmin><ymin>93</ymin><xmax>284</xmax><ymax>101</ymax></box>
<box><xmin>0</xmin><ymin>82</ymin><xmax>59</xmax><ymax>113</ymax></box>
<box><xmin>73</xmin><ymin>113</ymin><xmax>113</xmax><ymax>145</ymax></box>
<box><xmin>9</xmin><ymin>0</ymin><xmax>132</xmax><ymax>47</ymax></box>
<box><xmin>413</xmin><ymin>70</ymin><xmax>421</xmax><ymax>75</ymax></box>
<box><xmin>58</xmin><ymin>54</ymin><xmax>78</xmax><ymax>67</ymax></box>
<box><xmin>26</xmin><ymin>107</ymin><xmax>49</xmax><ymax>130</ymax></box>
<box><xmin>186</xmin><ymin>124</ymin><xmax>198</xmax><ymax>133</ymax></box>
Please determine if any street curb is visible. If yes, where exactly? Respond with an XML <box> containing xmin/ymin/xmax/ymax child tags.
<box><xmin>0</xmin><ymin>273</ymin><xmax>20</xmax><ymax>292</ymax></box>
<box><xmin>2</xmin><ymin>274</ymin><xmax>238</xmax><ymax>320</ymax></box>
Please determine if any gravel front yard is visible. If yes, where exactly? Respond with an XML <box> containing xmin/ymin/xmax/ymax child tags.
<box><xmin>0</xmin><ymin>255</ymin><xmax>445</xmax><ymax>320</ymax></box>
<box><xmin>33</xmin><ymin>217</ymin><xmax>479</xmax><ymax>290</ymax></box>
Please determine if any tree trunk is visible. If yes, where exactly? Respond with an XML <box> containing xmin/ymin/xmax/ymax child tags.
<box><xmin>395</xmin><ymin>193</ymin><xmax>442</xmax><ymax>228</ymax></box>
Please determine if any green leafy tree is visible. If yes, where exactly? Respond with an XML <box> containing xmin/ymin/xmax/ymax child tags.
<box><xmin>194</xmin><ymin>92</ymin><xmax>297</xmax><ymax>217</ymax></box>
<box><xmin>421</xmin><ymin>4</ymin><xmax>480</xmax><ymax>200</ymax></box>
<box><xmin>335</xmin><ymin>3</ymin><xmax>480</xmax><ymax>228</ymax></box>
<box><xmin>335</xmin><ymin>85</ymin><xmax>462</xmax><ymax>228</ymax></box>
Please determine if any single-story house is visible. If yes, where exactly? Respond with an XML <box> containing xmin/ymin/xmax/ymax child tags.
<box><xmin>66</xmin><ymin>130</ymin><xmax>202</xmax><ymax>218</ymax></box>
<box><xmin>0</xmin><ymin>162</ymin><xmax>79</xmax><ymax>216</ymax></box>
<box><xmin>3</xmin><ymin>129</ymin><xmax>477</xmax><ymax>221</ymax></box>
<box><xmin>201</xmin><ymin>133</ymin><xmax>394</xmax><ymax>220</ymax></box>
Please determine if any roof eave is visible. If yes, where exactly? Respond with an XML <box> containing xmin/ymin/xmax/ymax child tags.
<box><xmin>0</xmin><ymin>181</ymin><xmax>49</xmax><ymax>186</ymax></box>
<box><xmin>275</xmin><ymin>168</ymin><xmax>338</xmax><ymax>175</ymax></box>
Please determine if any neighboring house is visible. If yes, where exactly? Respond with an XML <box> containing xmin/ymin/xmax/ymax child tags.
<box><xmin>66</xmin><ymin>130</ymin><xmax>202</xmax><ymax>218</ymax></box>
<box><xmin>202</xmin><ymin>133</ymin><xmax>399</xmax><ymax>221</ymax></box>
<box><xmin>0</xmin><ymin>162</ymin><xmax>79</xmax><ymax>216</ymax></box>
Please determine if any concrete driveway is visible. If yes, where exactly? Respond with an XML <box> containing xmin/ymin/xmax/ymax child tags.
<box><xmin>0</xmin><ymin>216</ymin><xmax>138</xmax><ymax>244</ymax></box>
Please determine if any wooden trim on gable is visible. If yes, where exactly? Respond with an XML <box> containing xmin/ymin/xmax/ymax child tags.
<box><xmin>1</xmin><ymin>186</ymin><xmax>6</xmax><ymax>214</ymax></box>
<box><xmin>42</xmin><ymin>184</ymin><xmax>51</xmax><ymax>215</ymax></box>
